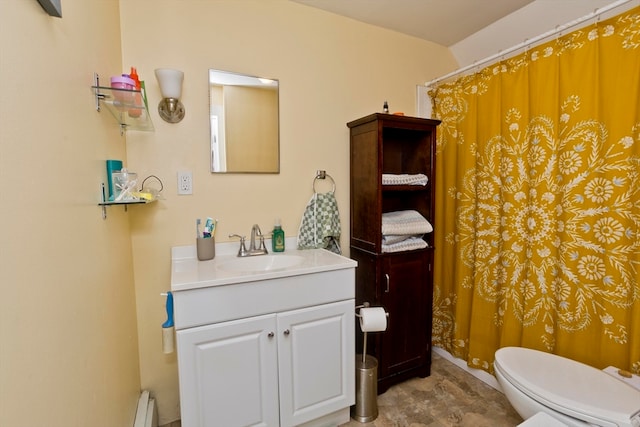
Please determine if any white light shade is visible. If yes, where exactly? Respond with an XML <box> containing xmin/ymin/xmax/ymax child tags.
<box><xmin>155</xmin><ymin>68</ymin><xmax>184</xmax><ymax>99</ymax></box>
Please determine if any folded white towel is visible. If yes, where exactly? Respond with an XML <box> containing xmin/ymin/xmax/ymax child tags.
<box><xmin>382</xmin><ymin>234</ymin><xmax>422</xmax><ymax>245</ymax></box>
<box><xmin>382</xmin><ymin>236</ymin><xmax>428</xmax><ymax>253</ymax></box>
<box><xmin>382</xmin><ymin>174</ymin><xmax>428</xmax><ymax>186</ymax></box>
<box><xmin>382</xmin><ymin>210</ymin><xmax>433</xmax><ymax>236</ymax></box>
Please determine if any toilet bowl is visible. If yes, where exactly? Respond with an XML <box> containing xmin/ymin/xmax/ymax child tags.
<box><xmin>494</xmin><ymin>347</ymin><xmax>640</xmax><ymax>427</ymax></box>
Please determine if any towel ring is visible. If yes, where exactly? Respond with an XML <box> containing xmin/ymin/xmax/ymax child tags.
<box><xmin>313</xmin><ymin>170</ymin><xmax>336</xmax><ymax>194</ymax></box>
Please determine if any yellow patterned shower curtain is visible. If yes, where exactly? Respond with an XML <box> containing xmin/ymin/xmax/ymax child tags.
<box><xmin>429</xmin><ymin>6</ymin><xmax>640</xmax><ymax>374</ymax></box>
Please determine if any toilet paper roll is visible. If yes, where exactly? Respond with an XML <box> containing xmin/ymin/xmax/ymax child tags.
<box><xmin>162</xmin><ymin>326</ymin><xmax>175</xmax><ymax>354</ymax></box>
<box><xmin>359</xmin><ymin>307</ymin><xmax>387</xmax><ymax>332</ymax></box>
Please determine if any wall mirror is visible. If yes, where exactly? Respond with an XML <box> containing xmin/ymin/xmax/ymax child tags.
<box><xmin>209</xmin><ymin>69</ymin><xmax>279</xmax><ymax>173</ymax></box>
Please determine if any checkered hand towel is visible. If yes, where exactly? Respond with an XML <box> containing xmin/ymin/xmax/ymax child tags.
<box><xmin>297</xmin><ymin>192</ymin><xmax>341</xmax><ymax>254</ymax></box>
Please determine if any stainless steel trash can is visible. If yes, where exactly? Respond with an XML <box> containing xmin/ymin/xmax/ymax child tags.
<box><xmin>351</xmin><ymin>354</ymin><xmax>378</xmax><ymax>422</ymax></box>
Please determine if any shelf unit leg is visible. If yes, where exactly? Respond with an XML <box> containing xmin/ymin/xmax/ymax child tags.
<box><xmin>101</xmin><ymin>182</ymin><xmax>107</xmax><ymax>220</ymax></box>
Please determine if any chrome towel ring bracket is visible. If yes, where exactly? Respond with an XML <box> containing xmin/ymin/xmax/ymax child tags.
<box><xmin>313</xmin><ymin>170</ymin><xmax>336</xmax><ymax>194</ymax></box>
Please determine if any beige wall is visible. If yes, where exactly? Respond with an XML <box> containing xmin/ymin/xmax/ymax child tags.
<box><xmin>0</xmin><ymin>1</ymin><xmax>141</xmax><ymax>426</ymax></box>
<box><xmin>120</xmin><ymin>0</ymin><xmax>456</xmax><ymax>423</ymax></box>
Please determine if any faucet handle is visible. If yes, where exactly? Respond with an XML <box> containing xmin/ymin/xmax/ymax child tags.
<box><xmin>258</xmin><ymin>233</ymin><xmax>269</xmax><ymax>253</ymax></box>
<box><xmin>229</xmin><ymin>234</ymin><xmax>248</xmax><ymax>257</ymax></box>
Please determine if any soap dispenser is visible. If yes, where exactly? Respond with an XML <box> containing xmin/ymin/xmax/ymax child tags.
<box><xmin>272</xmin><ymin>218</ymin><xmax>285</xmax><ymax>252</ymax></box>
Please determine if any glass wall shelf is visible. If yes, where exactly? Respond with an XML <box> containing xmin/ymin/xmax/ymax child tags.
<box><xmin>92</xmin><ymin>73</ymin><xmax>154</xmax><ymax>133</ymax></box>
<box><xmin>99</xmin><ymin>198</ymin><xmax>156</xmax><ymax>220</ymax></box>
<box><xmin>99</xmin><ymin>181</ymin><xmax>157</xmax><ymax>220</ymax></box>
<box><xmin>98</xmin><ymin>199</ymin><xmax>151</xmax><ymax>206</ymax></box>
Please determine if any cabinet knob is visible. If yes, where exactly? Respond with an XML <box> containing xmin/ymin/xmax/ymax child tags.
<box><xmin>268</xmin><ymin>332</ymin><xmax>275</xmax><ymax>338</ymax></box>
<box><xmin>283</xmin><ymin>329</ymin><xmax>290</xmax><ymax>336</ymax></box>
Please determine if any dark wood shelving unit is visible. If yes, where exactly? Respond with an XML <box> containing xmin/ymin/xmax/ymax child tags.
<box><xmin>348</xmin><ymin>113</ymin><xmax>440</xmax><ymax>393</ymax></box>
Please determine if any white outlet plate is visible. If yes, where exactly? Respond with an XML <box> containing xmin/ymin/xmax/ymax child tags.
<box><xmin>177</xmin><ymin>171</ymin><xmax>193</xmax><ymax>195</ymax></box>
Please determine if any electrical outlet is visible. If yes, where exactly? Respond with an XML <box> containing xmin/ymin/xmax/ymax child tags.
<box><xmin>177</xmin><ymin>171</ymin><xmax>193</xmax><ymax>195</ymax></box>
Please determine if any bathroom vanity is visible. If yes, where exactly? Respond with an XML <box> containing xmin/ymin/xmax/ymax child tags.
<box><xmin>171</xmin><ymin>241</ymin><xmax>357</xmax><ymax>427</ymax></box>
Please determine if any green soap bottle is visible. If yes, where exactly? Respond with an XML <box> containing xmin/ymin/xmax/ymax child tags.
<box><xmin>272</xmin><ymin>218</ymin><xmax>285</xmax><ymax>252</ymax></box>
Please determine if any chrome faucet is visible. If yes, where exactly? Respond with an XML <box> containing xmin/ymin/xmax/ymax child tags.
<box><xmin>249</xmin><ymin>224</ymin><xmax>269</xmax><ymax>255</ymax></box>
<box><xmin>229</xmin><ymin>224</ymin><xmax>269</xmax><ymax>257</ymax></box>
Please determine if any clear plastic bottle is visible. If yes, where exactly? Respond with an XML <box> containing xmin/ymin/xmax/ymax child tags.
<box><xmin>129</xmin><ymin>67</ymin><xmax>142</xmax><ymax>118</ymax></box>
<box><xmin>272</xmin><ymin>218</ymin><xmax>285</xmax><ymax>252</ymax></box>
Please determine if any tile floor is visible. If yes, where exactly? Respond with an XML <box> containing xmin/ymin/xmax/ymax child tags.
<box><xmin>160</xmin><ymin>352</ymin><xmax>522</xmax><ymax>427</ymax></box>
<box><xmin>340</xmin><ymin>352</ymin><xmax>522</xmax><ymax>426</ymax></box>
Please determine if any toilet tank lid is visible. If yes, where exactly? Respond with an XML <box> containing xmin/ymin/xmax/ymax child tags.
<box><xmin>494</xmin><ymin>347</ymin><xmax>640</xmax><ymax>427</ymax></box>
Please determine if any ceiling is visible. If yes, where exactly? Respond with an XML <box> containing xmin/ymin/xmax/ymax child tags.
<box><xmin>290</xmin><ymin>0</ymin><xmax>625</xmax><ymax>48</ymax></box>
<box><xmin>291</xmin><ymin>0</ymin><xmax>536</xmax><ymax>46</ymax></box>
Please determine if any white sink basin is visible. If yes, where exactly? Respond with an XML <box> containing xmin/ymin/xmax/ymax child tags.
<box><xmin>218</xmin><ymin>255</ymin><xmax>305</xmax><ymax>273</ymax></box>
<box><xmin>171</xmin><ymin>241</ymin><xmax>358</xmax><ymax>291</ymax></box>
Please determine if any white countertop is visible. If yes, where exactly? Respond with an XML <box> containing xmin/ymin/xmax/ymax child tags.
<box><xmin>171</xmin><ymin>238</ymin><xmax>357</xmax><ymax>292</ymax></box>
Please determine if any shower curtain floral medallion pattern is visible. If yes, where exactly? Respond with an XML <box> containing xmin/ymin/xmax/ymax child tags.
<box><xmin>429</xmin><ymin>7</ymin><xmax>640</xmax><ymax>374</ymax></box>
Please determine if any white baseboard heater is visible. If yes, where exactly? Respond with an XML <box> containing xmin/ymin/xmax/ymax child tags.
<box><xmin>133</xmin><ymin>390</ymin><xmax>158</xmax><ymax>427</ymax></box>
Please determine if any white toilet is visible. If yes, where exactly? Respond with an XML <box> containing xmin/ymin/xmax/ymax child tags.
<box><xmin>494</xmin><ymin>347</ymin><xmax>640</xmax><ymax>427</ymax></box>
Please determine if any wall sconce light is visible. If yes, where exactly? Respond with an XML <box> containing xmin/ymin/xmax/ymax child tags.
<box><xmin>155</xmin><ymin>68</ymin><xmax>185</xmax><ymax>123</ymax></box>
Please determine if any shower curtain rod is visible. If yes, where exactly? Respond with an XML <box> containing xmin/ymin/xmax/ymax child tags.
<box><xmin>425</xmin><ymin>0</ymin><xmax>637</xmax><ymax>88</ymax></box>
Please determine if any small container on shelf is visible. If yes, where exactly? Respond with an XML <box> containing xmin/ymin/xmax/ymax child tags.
<box><xmin>111</xmin><ymin>168</ymin><xmax>138</xmax><ymax>202</ymax></box>
<box><xmin>128</xmin><ymin>67</ymin><xmax>142</xmax><ymax>118</ymax></box>
<box><xmin>110</xmin><ymin>76</ymin><xmax>136</xmax><ymax>107</ymax></box>
<box><xmin>110</xmin><ymin>75</ymin><xmax>135</xmax><ymax>90</ymax></box>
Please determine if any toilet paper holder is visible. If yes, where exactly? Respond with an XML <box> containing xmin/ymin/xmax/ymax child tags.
<box><xmin>355</xmin><ymin>302</ymin><xmax>388</xmax><ymax>364</ymax></box>
<box><xmin>355</xmin><ymin>302</ymin><xmax>389</xmax><ymax>317</ymax></box>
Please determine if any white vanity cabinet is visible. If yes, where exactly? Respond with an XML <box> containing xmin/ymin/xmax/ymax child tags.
<box><xmin>177</xmin><ymin>300</ymin><xmax>353</xmax><ymax>427</ymax></box>
<box><xmin>171</xmin><ymin>245</ymin><xmax>357</xmax><ymax>427</ymax></box>
<box><xmin>277</xmin><ymin>300</ymin><xmax>354</xmax><ymax>426</ymax></box>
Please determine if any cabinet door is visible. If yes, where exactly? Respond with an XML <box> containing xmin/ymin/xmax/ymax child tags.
<box><xmin>176</xmin><ymin>314</ymin><xmax>279</xmax><ymax>427</ymax></box>
<box><xmin>379</xmin><ymin>252</ymin><xmax>430</xmax><ymax>379</ymax></box>
<box><xmin>277</xmin><ymin>300</ymin><xmax>355</xmax><ymax>427</ymax></box>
